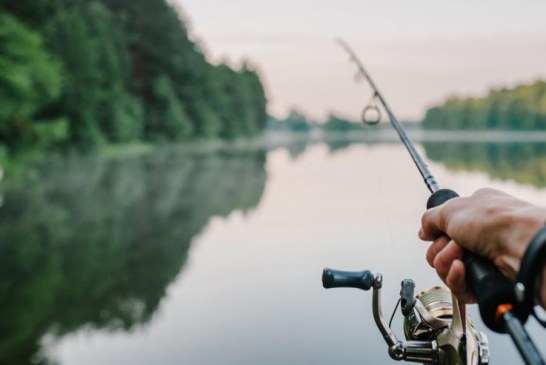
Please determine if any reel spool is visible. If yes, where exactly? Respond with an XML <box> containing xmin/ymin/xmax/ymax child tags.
<box><xmin>404</xmin><ymin>286</ymin><xmax>452</xmax><ymax>341</ymax></box>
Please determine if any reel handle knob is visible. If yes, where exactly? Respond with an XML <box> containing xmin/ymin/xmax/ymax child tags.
<box><xmin>322</xmin><ymin>268</ymin><xmax>374</xmax><ymax>291</ymax></box>
<box><xmin>400</xmin><ymin>279</ymin><xmax>416</xmax><ymax>316</ymax></box>
<box><xmin>426</xmin><ymin>189</ymin><xmax>520</xmax><ymax>333</ymax></box>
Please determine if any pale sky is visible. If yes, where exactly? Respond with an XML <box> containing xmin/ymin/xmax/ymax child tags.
<box><xmin>174</xmin><ymin>0</ymin><xmax>546</xmax><ymax>121</ymax></box>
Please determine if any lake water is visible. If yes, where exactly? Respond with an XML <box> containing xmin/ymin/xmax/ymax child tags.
<box><xmin>1</xmin><ymin>135</ymin><xmax>546</xmax><ymax>364</ymax></box>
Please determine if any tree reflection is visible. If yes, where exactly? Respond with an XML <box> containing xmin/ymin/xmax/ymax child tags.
<box><xmin>0</xmin><ymin>146</ymin><xmax>267</xmax><ymax>364</ymax></box>
<box><xmin>324</xmin><ymin>139</ymin><xmax>353</xmax><ymax>155</ymax></box>
<box><xmin>423</xmin><ymin>142</ymin><xmax>546</xmax><ymax>187</ymax></box>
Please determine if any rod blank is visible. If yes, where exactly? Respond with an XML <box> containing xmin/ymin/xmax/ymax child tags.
<box><xmin>336</xmin><ymin>39</ymin><xmax>440</xmax><ymax>193</ymax></box>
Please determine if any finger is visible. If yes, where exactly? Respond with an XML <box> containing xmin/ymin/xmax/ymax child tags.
<box><xmin>419</xmin><ymin>207</ymin><xmax>445</xmax><ymax>241</ymax></box>
<box><xmin>433</xmin><ymin>240</ymin><xmax>463</xmax><ymax>279</ymax></box>
<box><xmin>426</xmin><ymin>235</ymin><xmax>450</xmax><ymax>268</ymax></box>
<box><xmin>420</xmin><ymin>197</ymin><xmax>467</xmax><ymax>241</ymax></box>
<box><xmin>446</xmin><ymin>259</ymin><xmax>476</xmax><ymax>304</ymax></box>
<box><xmin>420</xmin><ymin>204</ymin><xmax>454</xmax><ymax>241</ymax></box>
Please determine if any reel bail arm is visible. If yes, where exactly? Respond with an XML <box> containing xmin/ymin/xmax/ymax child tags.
<box><xmin>323</xmin><ymin>268</ymin><xmax>443</xmax><ymax>363</ymax></box>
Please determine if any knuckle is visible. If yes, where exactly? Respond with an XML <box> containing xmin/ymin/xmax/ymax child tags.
<box><xmin>474</xmin><ymin>187</ymin><xmax>496</xmax><ymax>197</ymax></box>
<box><xmin>433</xmin><ymin>251</ymin><xmax>448</xmax><ymax>274</ymax></box>
<box><xmin>421</xmin><ymin>210</ymin><xmax>431</xmax><ymax>227</ymax></box>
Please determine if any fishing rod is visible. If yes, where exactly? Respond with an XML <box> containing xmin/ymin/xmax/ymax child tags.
<box><xmin>322</xmin><ymin>39</ymin><xmax>545</xmax><ymax>365</ymax></box>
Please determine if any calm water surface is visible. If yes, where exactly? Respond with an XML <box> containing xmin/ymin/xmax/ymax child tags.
<box><xmin>1</xmin><ymin>139</ymin><xmax>546</xmax><ymax>364</ymax></box>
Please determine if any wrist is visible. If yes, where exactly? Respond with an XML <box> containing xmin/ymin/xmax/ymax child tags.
<box><xmin>497</xmin><ymin>207</ymin><xmax>546</xmax><ymax>279</ymax></box>
<box><xmin>539</xmin><ymin>265</ymin><xmax>546</xmax><ymax>308</ymax></box>
<box><xmin>516</xmin><ymin>224</ymin><xmax>546</xmax><ymax>313</ymax></box>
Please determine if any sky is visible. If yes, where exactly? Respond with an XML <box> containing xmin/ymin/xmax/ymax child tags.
<box><xmin>173</xmin><ymin>0</ymin><xmax>546</xmax><ymax>121</ymax></box>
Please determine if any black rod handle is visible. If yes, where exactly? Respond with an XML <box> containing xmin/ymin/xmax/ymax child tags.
<box><xmin>322</xmin><ymin>268</ymin><xmax>374</xmax><ymax>291</ymax></box>
<box><xmin>427</xmin><ymin>189</ymin><xmax>520</xmax><ymax>333</ymax></box>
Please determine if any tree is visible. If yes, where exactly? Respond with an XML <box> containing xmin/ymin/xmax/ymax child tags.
<box><xmin>0</xmin><ymin>12</ymin><xmax>62</xmax><ymax>150</ymax></box>
<box><xmin>86</xmin><ymin>1</ymin><xmax>143</xmax><ymax>142</ymax></box>
<box><xmin>43</xmin><ymin>4</ymin><xmax>105</xmax><ymax>147</ymax></box>
<box><xmin>0</xmin><ymin>0</ymin><xmax>269</xmax><ymax>152</ymax></box>
<box><xmin>148</xmin><ymin>75</ymin><xmax>193</xmax><ymax>141</ymax></box>
<box><xmin>423</xmin><ymin>81</ymin><xmax>546</xmax><ymax>130</ymax></box>
<box><xmin>189</xmin><ymin>100</ymin><xmax>222</xmax><ymax>138</ymax></box>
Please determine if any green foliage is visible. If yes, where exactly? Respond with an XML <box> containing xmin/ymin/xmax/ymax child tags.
<box><xmin>230</xmin><ymin>64</ymin><xmax>266</xmax><ymax>137</ymax></box>
<box><xmin>0</xmin><ymin>0</ymin><xmax>268</xmax><ymax>154</ymax></box>
<box><xmin>40</xmin><ymin>1</ymin><xmax>145</xmax><ymax>147</ymax></box>
<box><xmin>190</xmin><ymin>100</ymin><xmax>223</xmax><ymax>138</ymax></box>
<box><xmin>0</xmin><ymin>12</ymin><xmax>62</xmax><ymax>149</ymax></box>
<box><xmin>32</xmin><ymin>118</ymin><xmax>69</xmax><ymax>148</ymax></box>
<box><xmin>267</xmin><ymin>111</ymin><xmax>382</xmax><ymax>132</ymax></box>
<box><xmin>148</xmin><ymin>75</ymin><xmax>193</xmax><ymax>141</ymax></box>
<box><xmin>108</xmin><ymin>92</ymin><xmax>144</xmax><ymax>142</ymax></box>
<box><xmin>267</xmin><ymin>109</ymin><xmax>315</xmax><ymax>132</ymax></box>
<box><xmin>86</xmin><ymin>1</ymin><xmax>143</xmax><ymax>142</ymax></box>
<box><xmin>324</xmin><ymin>114</ymin><xmax>363</xmax><ymax>131</ymax></box>
<box><xmin>102</xmin><ymin>0</ymin><xmax>267</xmax><ymax>141</ymax></box>
<box><xmin>214</xmin><ymin>64</ymin><xmax>245</xmax><ymax>138</ymax></box>
<box><xmin>42</xmin><ymin>3</ymin><xmax>106</xmax><ymax>147</ymax></box>
<box><xmin>423</xmin><ymin>81</ymin><xmax>546</xmax><ymax>130</ymax></box>
<box><xmin>244</xmin><ymin>66</ymin><xmax>268</xmax><ymax>132</ymax></box>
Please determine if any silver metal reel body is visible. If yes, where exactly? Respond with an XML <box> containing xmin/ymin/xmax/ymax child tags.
<box><xmin>371</xmin><ymin>273</ymin><xmax>490</xmax><ymax>365</ymax></box>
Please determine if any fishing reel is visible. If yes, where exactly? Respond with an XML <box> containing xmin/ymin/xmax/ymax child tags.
<box><xmin>322</xmin><ymin>268</ymin><xmax>490</xmax><ymax>365</ymax></box>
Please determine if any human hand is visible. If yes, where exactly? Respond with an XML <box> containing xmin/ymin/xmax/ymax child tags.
<box><xmin>419</xmin><ymin>188</ymin><xmax>546</xmax><ymax>304</ymax></box>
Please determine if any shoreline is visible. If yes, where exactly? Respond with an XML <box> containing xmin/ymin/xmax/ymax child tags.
<box><xmin>263</xmin><ymin>130</ymin><xmax>546</xmax><ymax>145</ymax></box>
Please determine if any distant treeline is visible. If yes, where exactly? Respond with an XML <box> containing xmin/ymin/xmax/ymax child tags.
<box><xmin>267</xmin><ymin>109</ymin><xmax>417</xmax><ymax>132</ymax></box>
<box><xmin>267</xmin><ymin>110</ymin><xmax>365</xmax><ymax>132</ymax></box>
<box><xmin>267</xmin><ymin>110</ymin><xmax>317</xmax><ymax>132</ymax></box>
<box><xmin>0</xmin><ymin>0</ymin><xmax>267</xmax><ymax>153</ymax></box>
<box><xmin>423</xmin><ymin>81</ymin><xmax>546</xmax><ymax>130</ymax></box>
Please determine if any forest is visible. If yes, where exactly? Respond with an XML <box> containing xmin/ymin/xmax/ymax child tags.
<box><xmin>422</xmin><ymin>81</ymin><xmax>546</xmax><ymax>130</ymax></box>
<box><xmin>0</xmin><ymin>0</ymin><xmax>267</xmax><ymax>154</ymax></box>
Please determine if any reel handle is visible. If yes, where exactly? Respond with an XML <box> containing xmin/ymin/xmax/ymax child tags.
<box><xmin>426</xmin><ymin>189</ymin><xmax>520</xmax><ymax>333</ymax></box>
<box><xmin>322</xmin><ymin>268</ymin><xmax>374</xmax><ymax>291</ymax></box>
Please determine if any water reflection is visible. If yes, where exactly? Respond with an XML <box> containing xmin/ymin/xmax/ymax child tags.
<box><xmin>423</xmin><ymin>142</ymin><xmax>546</xmax><ymax>187</ymax></box>
<box><xmin>2</xmin><ymin>138</ymin><xmax>546</xmax><ymax>365</ymax></box>
<box><xmin>284</xmin><ymin>135</ymin><xmax>546</xmax><ymax>188</ymax></box>
<box><xmin>324</xmin><ymin>140</ymin><xmax>353</xmax><ymax>155</ymax></box>
<box><xmin>0</xmin><ymin>147</ymin><xmax>267</xmax><ymax>365</ymax></box>
<box><xmin>268</xmin><ymin>134</ymin><xmax>546</xmax><ymax>188</ymax></box>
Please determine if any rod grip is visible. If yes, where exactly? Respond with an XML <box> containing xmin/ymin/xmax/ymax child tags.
<box><xmin>426</xmin><ymin>189</ymin><xmax>518</xmax><ymax>333</ymax></box>
<box><xmin>426</xmin><ymin>189</ymin><xmax>459</xmax><ymax>210</ymax></box>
